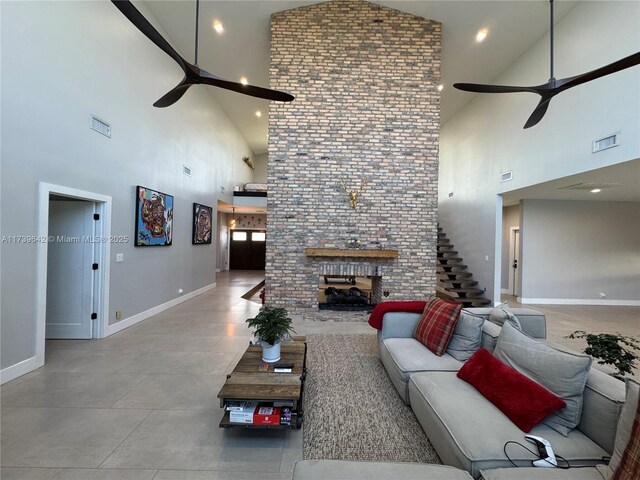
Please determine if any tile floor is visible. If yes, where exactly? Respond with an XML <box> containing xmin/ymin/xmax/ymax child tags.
<box><xmin>1</xmin><ymin>272</ymin><xmax>637</xmax><ymax>479</ymax></box>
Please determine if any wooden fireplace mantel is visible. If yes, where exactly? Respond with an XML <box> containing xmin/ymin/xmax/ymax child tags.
<box><xmin>304</xmin><ymin>248</ymin><xmax>399</xmax><ymax>259</ymax></box>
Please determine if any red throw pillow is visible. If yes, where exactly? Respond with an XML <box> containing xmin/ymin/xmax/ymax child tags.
<box><xmin>413</xmin><ymin>296</ymin><xmax>462</xmax><ymax>356</ymax></box>
<box><xmin>457</xmin><ymin>348</ymin><xmax>567</xmax><ymax>432</ymax></box>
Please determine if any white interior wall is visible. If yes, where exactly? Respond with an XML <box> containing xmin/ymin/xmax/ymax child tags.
<box><xmin>519</xmin><ymin>200</ymin><xmax>640</xmax><ymax>304</ymax></box>
<box><xmin>501</xmin><ymin>205</ymin><xmax>520</xmax><ymax>290</ymax></box>
<box><xmin>439</xmin><ymin>0</ymin><xmax>640</xmax><ymax>303</ymax></box>
<box><xmin>253</xmin><ymin>153</ymin><xmax>268</xmax><ymax>184</ymax></box>
<box><xmin>0</xmin><ymin>1</ymin><xmax>254</xmax><ymax>373</ymax></box>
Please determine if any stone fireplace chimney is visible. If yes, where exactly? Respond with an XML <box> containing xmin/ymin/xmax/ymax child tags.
<box><xmin>267</xmin><ymin>0</ymin><xmax>441</xmax><ymax>314</ymax></box>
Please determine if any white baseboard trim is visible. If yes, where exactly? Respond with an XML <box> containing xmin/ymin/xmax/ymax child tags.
<box><xmin>106</xmin><ymin>282</ymin><xmax>217</xmax><ymax>336</ymax></box>
<box><xmin>518</xmin><ymin>297</ymin><xmax>640</xmax><ymax>306</ymax></box>
<box><xmin>1</xmin><ymin>356</ymin><xmax>42</xmax><ymax>385</ymax></box>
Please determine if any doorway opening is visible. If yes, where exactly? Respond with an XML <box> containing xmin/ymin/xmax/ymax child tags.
<box><xmin>36</xmin><ymin>183</ymin><xmax>112</xmax><ymax>368</ymax></box>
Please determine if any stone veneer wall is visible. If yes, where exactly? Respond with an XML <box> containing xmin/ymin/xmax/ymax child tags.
<box><xmin>267</xmin><ymin>0</ymin><xmax>441</xmax><ymax>312</ymax></box>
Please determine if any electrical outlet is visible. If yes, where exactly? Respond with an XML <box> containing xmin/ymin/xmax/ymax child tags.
<box><xmin>116</xmin><ymin>253</ymin><xmax>124</xmax><ymax>263</ymax></box>
<box><xmin>115</xmin><ymin>310</ymin><xmax>123</xmax><ymax>320</ymax></box>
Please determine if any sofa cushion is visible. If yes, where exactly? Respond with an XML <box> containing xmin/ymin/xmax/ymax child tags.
<box><xmin>606</xmin><ymin>379</ymin><xmax>640</xmax><ymax>478</ymax></box>
<box><xmin>577</xmin><ymin>367</ymin><xmax>625</xmax><ymax>454</ymax></box>
<box><xmin>458</xmin><ymin>348</ymin><xmax>566</xmax><ymax>432</ymax></box>
<box><xmin>494</xmin><ymin>322</ymin><xmax>592</xmax><ymax>436</ymax></box>
<box><xmin>379</xmin><ymin>336</ymin><xmax>462</xmax><ymax>404</ymax></box>
<box><xmin>292</xmin><ymin>460</ymin><xmax>474</xmax><ymax>480</ymax></box>
<box><xmin>408</xmin><ymin>371</ymin><xmax>608</xmax><ymax>479</ymax></box>
<box><xmin>480</xmin><ymin>466</ymin><xmax>606</xmax><ymax>479</ymax></box>
<box><xmin>413</xmin><ymin>296</ymin><xmax>462</xmax><ymax>356</ymax></box>
<box><xmin>447</xmin><ymin>311</ymin><xmax>485</xmax><ymax>362</ymax></box>
<box><xmin>489</xmin><ymin>303</ymin><xmax>521</xmax><ymax>329</ymax></box>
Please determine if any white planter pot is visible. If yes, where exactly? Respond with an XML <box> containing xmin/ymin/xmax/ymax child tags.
<box><xmin>262</xmin><ymin>342</ymin><xmax>281</xmax><ymax>363</ymax></box>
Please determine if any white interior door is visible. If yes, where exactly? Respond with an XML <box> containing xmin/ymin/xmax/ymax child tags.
<box><xmin>219</xmin><ymin>225</ymin><xmax>229</xmax><ymax>271</ymax></box>
<box><xmin>46</xmin><ymin>200</ymin><xmax>95</xmax><ymax>339</ymax></box>
<box><xmin>513</xmin><ymin>229</ymin><xmax>521</xmax><ymax>296</ymax></box>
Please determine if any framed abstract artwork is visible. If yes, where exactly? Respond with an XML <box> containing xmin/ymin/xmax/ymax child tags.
<box><xmin>135</xmin><ymin>185</ymin><xmax>173</xmax><ymax>246</ymax></box>
<box><xmin>192</xmin><ymin>203</ymin><xmax>213</xmax><ymax>245</ymax></box>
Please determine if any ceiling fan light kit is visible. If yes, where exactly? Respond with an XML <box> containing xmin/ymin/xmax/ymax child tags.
<box><xmin>454</xmin><ymin>0</ymin><xmax>640</xmax><ymax>129</ymax></box>
<box><xmin>111</xmin><ymin>0</ymin><xmax>294</xmax><ymax>108</ymax></box>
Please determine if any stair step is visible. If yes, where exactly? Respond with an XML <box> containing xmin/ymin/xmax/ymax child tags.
<box><xmin>448</xmin><ymin>287</ymin><xmax>485</xmax><ymax>296</ymax></box>
<box><xmin>437</xmin><ymin>250</ymin><xmax>459</xmax><ymax>257</ymax></box>
<box><xmin>438</xmin><ymin>279</ymin><xmax>478</xmax><ymax>288</ymax></box>
<box><xmin>437</xmin><ymin>265</ymin><xmax>469</xmax><ymax>273</ymax></box>
<box><xmin>437</xmin><ymin>239</ymin><xmax>451</xmax><ymax>245</ymax></box>
<box><xmin>437</xmin><ymin>273</ymin><xmax>474</xmax><ymax>281</ymax></box>
<box><xmin>465</xmin><ymin>298</ymin><xmax>492</xmax><ymax>307</ymax></box>
<box><xmin>438</xmin><ymin>257</ymin><xmax>463</xmax><ymax>264</ymax></box>
<box><xmin>437</xmin><ymin>244</ymin><xmax>454</xmax><ymax>250</ymax></box>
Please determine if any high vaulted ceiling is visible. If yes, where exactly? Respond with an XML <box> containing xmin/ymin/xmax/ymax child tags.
<box><xmin>143</xmin><ymin>0</ymin><xmax>579</xmax><ymax>155</ymax></box>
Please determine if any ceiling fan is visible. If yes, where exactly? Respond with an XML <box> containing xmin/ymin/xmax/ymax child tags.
<box><xmin>454</xmin><ymin>0</ymin><xmax>640</xmax><ymax>129</ymax></box>
<box><xmin>111</xmin><ymin>0</ymin><xmax>294</xmax><ymax>107</ymax></box>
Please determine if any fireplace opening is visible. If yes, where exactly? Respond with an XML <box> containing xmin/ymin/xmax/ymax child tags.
<box><xmin>318</xmin><ymin>275</ymin><xmax>377</xmax><ymax>311</ymax></box>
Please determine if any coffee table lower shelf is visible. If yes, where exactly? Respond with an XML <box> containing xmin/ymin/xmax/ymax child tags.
<box><xmin>219</xmin><ymin>410</ymin><xmax>302</xmax><ymax>429</ymax></box>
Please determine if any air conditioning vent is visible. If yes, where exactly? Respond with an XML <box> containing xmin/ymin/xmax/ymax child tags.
<box><xmin>501</xmin><ymin>171</ymin><xmax>513</xmax><ymax>182</ymax></box>
<box><xmin>183</xmin><ymin>165</ymin><xmax>192</xmax><ymax>177</ymax></box>
<box><xmin>90</xmin><ymin>116</ymin><xmax>111</xmax><ymax>138</ymax></box>
<box><xmin>593</xmin><ymin>133</ymin><xmax>619</xmax><ymax>153</ymax></box>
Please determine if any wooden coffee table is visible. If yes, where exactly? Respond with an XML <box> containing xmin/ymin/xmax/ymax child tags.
<box><xmin>217</xmin><ymin>336</ymin><xmax>307</xmax><ymax>429</ymax></box>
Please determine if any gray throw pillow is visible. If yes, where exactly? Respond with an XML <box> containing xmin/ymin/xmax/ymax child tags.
<box><xmin>490</xmin><ymin>303</ymin><xmax>522</xmax><ymax>330</ymax></box>
<box><xmin>494</xmin><ymin>322</ymin><xmax>592</xmax><ymax>436</ymax></box>
<box><xmin>446</xmin><ymin>311</ymin><xmax>485</xmax><ymax>362</ymax></box>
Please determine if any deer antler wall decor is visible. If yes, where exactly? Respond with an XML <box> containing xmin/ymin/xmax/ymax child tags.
<box><xmin>340</xmin><ymin>180</ymin><xmax>368</xmax><ymax>209</ymax></box>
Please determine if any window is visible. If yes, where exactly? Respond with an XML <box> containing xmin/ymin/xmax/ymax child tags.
<box><xmin>252</xmin><ymin>232</ymin><xmax>266</xmax><ymax>242</ymax></box>
<box><xmin>232</xmin><ymin>231</ymin><xmax>247</xmax><ymax>241</ymax></box>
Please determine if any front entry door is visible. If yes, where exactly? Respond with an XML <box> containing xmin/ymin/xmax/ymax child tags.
<box><xmin>230</xmin><ymin>230</ymin><xmax>266</xmax><ymax>270</ymax></box>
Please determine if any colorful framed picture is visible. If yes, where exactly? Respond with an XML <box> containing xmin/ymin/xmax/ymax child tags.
<box><xmin>135</xmin><ymin>185</ymin><xmax>173</xmax><ymax>246</ymax></box>
<box><xmin>192</xmin><ymin>203</ymin><xmax>213</xmax><ymax>245</ymax></box>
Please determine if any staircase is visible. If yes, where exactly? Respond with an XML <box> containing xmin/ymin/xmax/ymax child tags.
<box><xmin>436</xmin><ymin>225</ymin><xmax>491</xmax><ymax>308</ymax></box>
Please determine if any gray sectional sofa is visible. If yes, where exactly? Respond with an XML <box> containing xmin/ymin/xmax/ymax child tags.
<box><xmin>293</xmin><ymin>307</ymin><xmax>633</xmax><ymax>480</ymax></box>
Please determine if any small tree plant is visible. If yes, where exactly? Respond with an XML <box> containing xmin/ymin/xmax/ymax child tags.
<box><xmin>246</xmin><ymin>307</ymin><xmax>295</xmax><ymax>346</ymax></box>
<box><xmin>566</xmin><ymin>330</ymin><xmax>640</xmax><ymax>379</ymax></box>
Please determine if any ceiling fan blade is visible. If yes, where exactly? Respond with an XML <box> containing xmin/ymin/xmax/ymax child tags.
<box><xmin>199</xmin><ymin>70</ymin><xmax>294</xmax><ymax>102</ymax></box>
<box><xmin>556</xmin><ymin>51</ymin><xmax>640</xmax><ymax>92</ymax></box>
<box><xmin>453</xmin><ymin>83</ymin><xmax>538</xmax><ymax>94</ymax></box>
<box><xmin>153</xmin><ymin>80</ymin><xmax>193</xmax><ymax>107</ymax></box>
<box><xmin>112</xmin><ymin>0</ymin><xmax>187</xmax><ymax>72</ymax></box>
<box><xmin>523</xmin><ymin>96</ymin><xmax>554</xmax><ymax>129</ymax></box>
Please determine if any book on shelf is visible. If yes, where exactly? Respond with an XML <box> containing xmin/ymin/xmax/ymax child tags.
<box><xmin>226</xmin><ymin>400</ymin><xmax>257</xmax><ymax>412</ymax></box>
<box><xmin>253</xmin><ymin>404</ymin><xmax>281</xmax><ymax>426</ymax></box>
<box><xmin>229</xmin><ymin>400</ymin><xmax>259</xmax><ymax>423</ymax></box>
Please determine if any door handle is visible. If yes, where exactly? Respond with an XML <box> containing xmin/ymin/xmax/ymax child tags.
<box><xmin>513</xmin><ymin>260</ymin><xmax>518</xmax><ymax>269</ymax></box>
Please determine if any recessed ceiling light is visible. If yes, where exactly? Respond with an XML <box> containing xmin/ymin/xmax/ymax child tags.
<box><xmin>437</xmin><ymin>84</ymin><xmax>444</xmax><ymax>92</ymax></box>
<box><xmin>590</xmin><ymin>188</ymin><xmax>602</xmax><ymax>193</ymax></box>
<box><xmin>255</xmin><ymin>110</ymin><xmax>262</xmax><ymax>118</ymax></box>
<box><xmin>240</xmin><ymin>77</ymin><xmax>248</xmax><ymax>85</ymax></box>
<box><xmin>476</xmin><ymin>29</ymin><xmax>488</xmax><ymax>43</ymax></box>
<box><xmin>212</xmin><ymin>20</ymin><xmax>224</xmax><ymax>34</ymax></box>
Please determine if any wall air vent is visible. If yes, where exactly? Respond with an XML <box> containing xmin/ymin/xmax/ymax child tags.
<box><xmin>90</xmin><ymin>116</ymin><xmax>111</xmax><ymax>138</ymax></box>
<box><xmin>183</xmin><ymin>165</ymin><xmax>192</xmax><ymax>177</ymax></box>
<box><xmin>593</xmin><ymin>133</ymin><xmax>619</xmax><ymax>153</ymax></box>
<box><xmin>501</xmin><ymin>171</ymin><xmax>513</xmax><ymax>182</ymax></box>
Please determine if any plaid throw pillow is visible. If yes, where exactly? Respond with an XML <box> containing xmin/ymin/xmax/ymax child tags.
<box><xmin>611</xmin><ymin>393</ymin><xmax>640</xmax><ymax>480</ymax></box>
<box><xmin>413</xmin><ymin>296</ymin><xmax>462</xmax><ymax>356</ymax></box>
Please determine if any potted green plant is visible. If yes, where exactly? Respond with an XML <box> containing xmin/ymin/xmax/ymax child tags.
<box><xmin>246</xmin><ymin>307</ymin><xmax>296</xmax><ymax>363</ymax></box>
<box><xmin>566</xmin><ymin>330</ymin><xmax>640</xmax><ymax>379</ymax></box>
